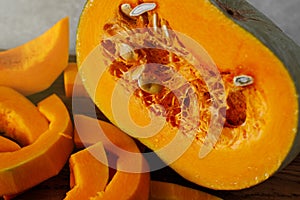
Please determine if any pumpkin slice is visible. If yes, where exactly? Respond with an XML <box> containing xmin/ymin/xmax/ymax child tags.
<box><xmin>0</xmin><ymin>17</ymin><xmax>69</xmax><ymax>96</ymax></box>
<box><xmin>72</xmin><ymin>115</ymin><xmax>150</xmax><ymax>200</ymax></box>
<box><xmin>76</xmin><ymin>0</ymin><xmax>299</xmax><ymax>190</ymax></box>
<box><xmin>0</xmin><ymin>136</ymin><xmax>20</xmax><ymax>152</ymax></box>
<box><xmin>0</xmin><ymin>86</ymin><xmax>49</xmax><ymax>146</ymax></box>
<box><xmin>0</xmin><ymin>94</ymin><xmax>73</xmax><ymax>196</ymax></box>
<box><xmin>150</xmin><ymin>181</ymin><xmax>222</xmax><ymax>200</ymax></box>
<box><xmin>64</xmin><ymin>142</ymin><xmax>109</xmax><ymax>200</ymax></box>
<box><xmin>64</xmin><ymin>62</ymin><xmax>89</xmax><ymax>97</ymax></box>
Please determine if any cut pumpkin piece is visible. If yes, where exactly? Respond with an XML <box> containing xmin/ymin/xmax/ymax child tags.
<box><xmin>64</xmin><ymin>142</ymin><xmax>109</xmax><ymax>200</ymax></box>
<box><xmin>64</xmin><ymin>62</ymin><xmax>89</xmax><ymax>97</ymax></box>
<box><xmin>0</xmin><ymin>17</ymin><xmax>69</xmax><ymax>96</ymax></box>
<box><xmin>0</xmin><ymin>136</ymin><xmax>20</xmax><ymax>152</ymax></box>
<box><xmin>0</xmin><ymin>86</ymin><xmax>49</xmax><ymax>146</ymax></box>
<box><xmin>150</xmin><ymin>181</ymin><xmax>222</xmax><ymax>200</ymax></box>
<box><xmin>76</xmin><ymin>0</ymin><xmax>300</xmax><ymax>190</ymax></box>
<box><xmin>72</xmin><ymin>115</ymin><xmax>150</xmax><ymax>200</ymax></box>
<box><xmin>0</xmin><ymin>94</ymin><xmax>73</xmax><ymax>196</ymax></box>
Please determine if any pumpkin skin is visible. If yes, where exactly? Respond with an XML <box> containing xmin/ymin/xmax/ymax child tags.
<box><xmin>0</xmin><ymin>17</ymin><xmax>69</xmax><ymax>96</ymax></box>
<box><xmin>0</xmin><ymin>94</ymin><xmax>73</xmax><ymax>196</ymax></box>
<box><xmin>0</xmin><ymin>86</ymin><xmax>49</xmax><ymax>146</ymax></box>
<box><xmin>76</xmin><ymin>0</ymin><xmax>300</xmax><ymax>190</ymax></box>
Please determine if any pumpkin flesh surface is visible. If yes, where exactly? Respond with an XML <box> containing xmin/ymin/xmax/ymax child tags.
<box><xmin>0</xmin><ymin>136</ymin><xmax>21</xmax><ymax>152</ymax></box>
<box><xmin>77</xmin><ymin>0</ymin><xmax>299</xmax><ymax>190</ymax></box>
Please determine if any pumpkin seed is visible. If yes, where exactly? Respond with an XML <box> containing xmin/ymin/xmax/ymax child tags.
<box><xmin>161</xmin><ymin>19</ymin><xmax>170</xmax><ymax>39</ymax></box>
<box><xmin>118</xmin><ymin>43</ymin><xmax>137</xmax><ymax>61</ymax></box>
<box><xmin>138</xmin><ymin>74</ymin><xmax>163</xmax><ymax>94</ymax></box>
<box><xmin>129</xmin><ymin>3</ymin><xmax>157</xmax><ymax>17</ymax></box>
<box><xmin>139</xmin><ymin>82</ymin><xmax>163</xmax><ymax>94</ymax></box>
<box><xmin>120</xmin><ymin>3</ymin><xmax>133</xmax><ymax>17</ymax></box>
<box><xmin>233</xmin><ymin>75</ymin><xmax>253</xmax><ymax>87</ymax></box>
<box><xmin>152</xmin><ymin>13</ymin><xmax>158</xmax><ymax>32</ymax></box>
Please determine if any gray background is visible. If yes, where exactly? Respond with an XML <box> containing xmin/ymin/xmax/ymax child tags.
<box><xmin>0</xmin><ymin>0</ymin><xmax>299</xmax><ymax>54</ymax></box>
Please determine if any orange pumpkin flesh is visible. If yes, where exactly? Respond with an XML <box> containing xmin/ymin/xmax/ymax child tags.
<box><xmin>76</xmin><ymin>0</ymin><xmax>299</xmax><ymax>190</ymax></box>
<box><xmin>0</xmin><ymin>136</ymin><xmax>20</xmax><ymax>152</ymax></box>
<box><xmin>0</xmin><ymin>94</ymin><xmax>73</xmax><ymax>196</ymax></box>
<box><xmin>150</xmin><ymin>181</ymin><xmax>222</xmax><ymax>200</ymax></box>
<box><xmin>72</xmin><ymin>115</ymin><xmax>150</xmax><ymax>200</ymax></box>
<box><xmin>64</xmin><ymin>62</ymin><xmax>89</xmax><ymax>97</ymax></box>
<box><xmin>64</xmin><ymin>142</ymin><xmax>109</xmax><ymax>200</ymax></box>
<box><xmin>0</xmin><ymin>86</ymin><xmax>49</xmax><ymax>146</ymax></box>
<box><xmin>0</xmin><ymin>17</ymin><xmax>69</xmax><ymax>96</ymax></box>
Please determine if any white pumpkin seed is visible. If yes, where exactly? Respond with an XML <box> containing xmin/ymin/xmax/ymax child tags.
<box><xmin>120</xmin><ymin>3</ymin><xmax>133</xmax><ymax>17</ymax></box>
<box><xmin>233</xmin><ymin>75</ymin><xmax>254</xmax><ymax>87</ymax></box>
<box><xmin>129</xmin><ymin>3</ymin><xmax>157</xmax><ymax>17</ymax></box>
<box><xmin>152</xmin><ymin>13</ymin><xmax>158</xmax><ymax>32</ymax></box>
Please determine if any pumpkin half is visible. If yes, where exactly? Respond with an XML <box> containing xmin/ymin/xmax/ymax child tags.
<box><xmin>76</xmin><ymin>0</ymin><xmax>300</xmax><ymax>189</ymax></box>
<box><xmin>0</xmin><ymin>94</ymin><xmax>73</xmax><ymax>196</ymax></box>
<box><xmin>0</xmin><ymin>17</ymin><xmax>69</xmax><ymax>96</ymax></box>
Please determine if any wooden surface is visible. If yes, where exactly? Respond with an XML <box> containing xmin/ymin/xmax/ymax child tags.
<box><xmin>2</xmin><ymin>58</ymin><xmax>300</xmax><ymax>200</ymax></box>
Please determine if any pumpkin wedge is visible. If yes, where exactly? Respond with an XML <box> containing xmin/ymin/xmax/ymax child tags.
<box><xmin>150</xmin><ymin>181</ymin><xmax>222</xmax><ymax>200</ymax></box>
<box><xmin>0</xmin><ymin>86</ymin><xmax>49</xmax><ymax>146</ymax></box>
<box><xmin>72</xmin><ymin>115</ymin><xmax>150</xmax><ymax>200</ymax></box>
<box><xmin>64</xmin><ymin>142</ymin><xmax>109</xmax><ymax>200</ymax></box>
<box><xmin>0</xmin><ymin>136</ymin><xmax>20</xmax><ymax>152</ymax></box>
<box><xmin>76</xmin><ymin>0</ymin><xmax>300</xmax><ymax>190</ymax></box>
<box><xmin>0</xmin><ymin>17</ymin><xmax>69</xmax><ymax>96</ymax></box>
<box><xmin>0</xmin><ymin>94</ymin><xmax>73</xmax><ymax>196</ymax></box>
<box><xmin>64</xmin><ymin>62</ymin><xmax>89</xmax><ymax>97</ymax></box>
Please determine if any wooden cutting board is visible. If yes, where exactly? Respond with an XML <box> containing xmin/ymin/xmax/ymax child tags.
<box><xmin>2</xmin><ymin>56</ymin><xmax>300</xmax><ymax>200</ymax></box>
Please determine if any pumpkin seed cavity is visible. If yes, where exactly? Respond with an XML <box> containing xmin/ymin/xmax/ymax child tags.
<box><xmin>101</xmin><ymin>2</ymin><xmax>266</xmax><ymax>149</ymax></box>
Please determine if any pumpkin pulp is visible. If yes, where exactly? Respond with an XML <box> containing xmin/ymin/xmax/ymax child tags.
<box><xmin>76</xmin><ymin>0</ymin><xmax>299</xmax><ymax>189</ymax></box>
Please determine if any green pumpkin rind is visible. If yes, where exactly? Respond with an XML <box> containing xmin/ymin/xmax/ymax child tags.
<box><xmin>210</xmin><ymin>0</ymin><xmax>300</xmax><ymax>169</ymax></box>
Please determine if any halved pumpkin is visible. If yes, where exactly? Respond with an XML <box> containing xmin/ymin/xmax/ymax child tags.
<box><xmin>0</xmin><ymin>94</ymin><xmax>73</xmax><ymax>196</ymax></box>
<box><xmin>76</xmin><ymin>0</ymin><xmax>300</xmax><ymax>190</ymax></box>
<box><xmin>0</xmin><ymin>86</ymin><xmax>49</xmax><ymax>146</ymax></box>
<box><xmin>71</xmin><ymin>115</ymin><xmax>150</xmax><ymax>200</ymax></box>
<box><xmin>0</xmin><ymin>17</ymin><xmax>69</xmax><ymax>96</ymax></box>
<box><xmin>150</xmin><ymin>181</ymin><xmax>222</xmax><ymax>200</ymax></box>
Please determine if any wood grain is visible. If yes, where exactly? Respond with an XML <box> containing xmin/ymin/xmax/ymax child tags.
<box><xmin>1</xmin><ymin>58</ymin><xmax>300</xmax><ymax>200</ymax></box>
